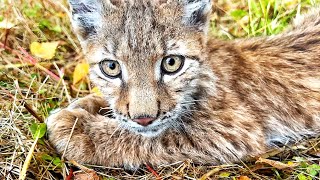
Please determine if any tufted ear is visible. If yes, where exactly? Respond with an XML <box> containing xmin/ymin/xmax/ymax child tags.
<box><xmin>68</xmin><ymin>0</ymin><xmax>105</xmax><ymax>43</ymax></box>
<box><xmin>182</xmin><ymin>0</ymin><xmax>212</xmax><ymax>33</ymax></box>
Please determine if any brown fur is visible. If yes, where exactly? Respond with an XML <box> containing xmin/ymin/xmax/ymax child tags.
<box><xmin>46</xmin><ymin>0</ymin><xmax>320</xmax><ymax>169</ymax></box>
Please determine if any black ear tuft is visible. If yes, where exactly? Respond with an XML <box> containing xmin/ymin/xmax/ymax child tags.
<box><xmin>68</xmin><ymin>0</ymin><xmax>103</xmax><ymax>40</ymax></box>
<box><xmin>182</xmin><ymin>0</ymin><xmax>212</xmax><ymax>32</ymax></box>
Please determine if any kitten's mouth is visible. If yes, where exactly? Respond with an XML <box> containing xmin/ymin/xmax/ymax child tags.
<box><xmin>117</xmin><ymin>115</ymin><xmax>171</xmax><ymax>137</ymax></box>
<box><xmin>112</xmin><ymin>107</ymin><xmax>181</xmax><ymax>137</ymax></box>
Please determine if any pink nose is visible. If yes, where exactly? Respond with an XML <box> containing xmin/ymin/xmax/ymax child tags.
<box><xmin>132</xmin><ymin>117</ymin><xmax>156</xmax><ymax>126</ymax></box>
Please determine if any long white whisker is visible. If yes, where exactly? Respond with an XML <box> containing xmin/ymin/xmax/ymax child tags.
<box><xmin>180</xmin><ymin>99</ymin><xmax>208</xmax><ymax>103</ymax></box>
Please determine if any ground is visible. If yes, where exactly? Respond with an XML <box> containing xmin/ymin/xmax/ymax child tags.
<box><xmin>1</xmin><ymin>0</ymin><xmax>320</xmax><ymax>179</ymax></box>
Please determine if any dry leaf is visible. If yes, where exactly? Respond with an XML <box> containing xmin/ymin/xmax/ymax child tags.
<box><xmin>238</xmin><ymin>176</ymin><xmax>251</xmax><ymax>180</ymax></box>
<box><xmin>91</xmin><ymin>87</ymin><xmax>102</xmax><ymax>96</ymax></box>
<box><xmin>199</xmin><ymin>167</ymin><xmax>221</xmax><ymax>180</ymax></box>
<box><xmin>74</xmin><ymin>170</ymin><xmax>100</xmax><ymax>180</ymax></box>
<box><xmin>0</xmin><ymin>19</ymin><xmax>15</xmax><ymax>29</ymax></box>
<box><xmin>69</xmin><ymin>160</ymin><xmax>99</xmax><ymax>180</ymax></box>
<box><xmin>73</xmin><ymin>63</ymin><xmax>90</xmax><ymax>85</ymax></box>
<box><xmin>256</xmin><ymin>157</ymin><xmax>299</xmax><ymax>169</ymax></box>
<box><xmin>30</xmin><ymin>41</ymin><xmax>59</xmax><ymax>60</ymax></box>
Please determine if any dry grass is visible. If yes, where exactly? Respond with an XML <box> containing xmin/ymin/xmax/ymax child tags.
<box><xmin>1</xmin><ymin>0</ymin><xmax>320</xmax><ymax>179</ymax></box>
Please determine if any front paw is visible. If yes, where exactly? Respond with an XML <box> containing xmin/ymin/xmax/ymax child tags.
<box><xmin>46</xmin><ymin>108</ymin><xmax>96</xmax><ymax>163</ymax></box>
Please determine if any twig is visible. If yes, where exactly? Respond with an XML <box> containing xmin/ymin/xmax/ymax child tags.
<box><xmin>18</xmin><ymin>47</ymin><xmax>61</xmax><ymax>81</ymax></box>
<box><xmin>4</xmin><ymin>29</ymin><xmax>10</xmax><ymax>47</ymax></box>
<box><xmin>0</xmin><ymin>87</ymin><xmax>43</xmax><ymax>122</ymax></box>
<box><xmin>61</xmin><ymin>117</ymin><xmax>79</xmax><ymax>160</ymax></box>
<box><xmin>146</xmin><ymin>164</ymin><xmax>162</xmax><ymax>180</ymax></box>
<box><xmin>65</xmin><ymin>167</ymin><xmax>74</xmax><ymax>180</ymax></box>
<box><xmin>69</xmin><ymin>160</ymin><xmax>92</xmax><ymax>173</ymax></box>
<box><xmin>19</xmin><ymin>134</ymin><xmax>40</xmax><ymax>180</ymax></box>
<box><xmin>199</xmin><ymin>167</ymin><xmax>221</xmax><ymax>180</ymax></box>
<box><xmin>0</xmin><ymin>60</ymin><xmax>65</xmax><ymax>70</ymax></box>
<box><xmin>0</xmin><ymin>87</ymin><xmax>15</xmax><ymax>99</ymax></box>
<box><xmin>23</xmin><ymin>102</ymin><xmax>43</xmax><ymax>123</ymax></box>
<box><xmin>53</xmin><ymin>62</ymin><xmax>71</xmax><ymax>103</ymax></box>
<box><xmin>0</xmin><ymin>42</ymin><xmax>61</xmax><ymax>81</ymax></box>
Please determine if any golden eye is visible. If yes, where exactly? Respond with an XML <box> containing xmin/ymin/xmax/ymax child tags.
<box><xmin>99</xmin><ymin>60</ymin><xmax>121</xmax><ymax>78</ymax></box>
<box><xmin>161</xmin><ymin>55</ymin><xmax>185</xmax><ymax>74</ymax></box>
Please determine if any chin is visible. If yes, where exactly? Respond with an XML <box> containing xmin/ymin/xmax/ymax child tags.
<box><xmin>118</xmin><ymin>118</ymin><xmax>170</xmax><ymax>137</ymax></box>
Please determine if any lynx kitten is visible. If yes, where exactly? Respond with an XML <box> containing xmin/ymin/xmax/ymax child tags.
<box><xmin>46</xmin><ymin>0</ymin><xmax>320</xmax><ymax>169</ymax></box>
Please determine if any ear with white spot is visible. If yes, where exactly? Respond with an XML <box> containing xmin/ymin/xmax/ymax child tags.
<box><xmin>182</xmin><ymin>0</ymin><xmax>212</xmax><ymax>33</ymax></box>
<box><xmin>68</xmin><ymin>0</ymin><xmax>105</xmax><ymax>41</ymax></box>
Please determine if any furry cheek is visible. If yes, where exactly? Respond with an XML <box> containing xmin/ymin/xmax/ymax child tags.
<box><xmin>162</xmin><ymin>59</ymin><xmax>201</xmax><ymax>104</ymax></box>
<box><xmin>89</xmin><ymin>65</ymin><xmax>123</xmax><ymax>108</ymax></box>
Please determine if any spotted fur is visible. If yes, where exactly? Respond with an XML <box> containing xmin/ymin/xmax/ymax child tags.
<box><xmin>46</xmin><ymin>0</ymin><xmax>320</xmax><ymax>169</ymax></box>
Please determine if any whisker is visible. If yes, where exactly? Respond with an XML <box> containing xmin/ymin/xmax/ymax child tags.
<box><xmin>100</xmin><ymin>107</ymin><xmax>112</xmax><ymax>110</ymax></box>
<box><xmin>103</xmin><ymin>111</ymin><xmax>114</xmax><ymax>114</ymax></box>
<box><xmin>180</xmin><ymin>109</ymin><xmax>208</xmax><ymax>114</ymax></box>
<box><xmin>103</xmin><ymin>111</ymin><xmax>115</xmax><ymax>116</ymax></box>
<box><xmin>180</xmin><ymin>99</ymin><xmax>208</xmax><ymax>103</ymax></box>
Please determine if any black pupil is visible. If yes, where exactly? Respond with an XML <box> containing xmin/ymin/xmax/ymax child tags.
<box><xmin>108</xmin><ymin>62</ymin><xmax>116</xmax><ymax>70</ymax></box>
<box><xmin>167</xmin><ymin>58</ymin><xmax>175</xmax><ymax>66</ymax></box>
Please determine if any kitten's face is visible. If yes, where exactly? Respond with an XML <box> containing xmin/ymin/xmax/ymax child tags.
<box><xmin>69</xmin><ymin>0</ymin><xmax>213</xmax><ymax>136</ymax></box>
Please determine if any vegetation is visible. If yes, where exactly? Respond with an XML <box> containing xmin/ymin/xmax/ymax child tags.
<box><xmin>1</xmin><ymin>0</ymin><xmax>319</xmax><ymax>179</ymax></box>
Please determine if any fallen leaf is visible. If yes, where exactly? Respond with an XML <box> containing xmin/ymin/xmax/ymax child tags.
<box><xmin>297</xmin><ymin>173</ymin><xmax>312</xmax><ymax>180</ymax></box>
<box><xmin>30</xmin><ymin>41</ymin><xmax>59</xmax><ymax>60</ymax></box>
<box><xmin>219</xmin><ymin>172</ymin><xmax>231</xmax><ymax>178</ymax></box>
<box><xmin>0</xmin><ymin>19</ymin><xmax>15</xmax><ymax>29</ymax></box>
<box><xmin>74</xmin><ymin>170</ymin><xmax>100</xmax><ymax>180</ymax></box>
<box><xmin>287</xmin><ymin>161</ymin><xmax>295</xmax><ymax>166</ymax></box>
<box><xmin>238</xmin><ymin>176</ymin><xmax>251</xmax><ymax>180</ymax></box>
<box><xmin>70</xmin><ymin>160</ymin><xmax>100</xmax><ymax>180</ymax></box>
<box><xmin>199</xmin><ymin>167</ymin><xmax>221</xmax><ymax>180</ymax></box>
<box><xmin>256</xmin><ymin>157</ymin><xmax>299</xmax><ymax>169</ymax></box>
<box><xmin>73</xmin><ymin>62</ymin><xmax>90</xmax><ymax>85</ymax></box>
<box><xmin>29</xmin><ymin>122</ymin><xmax>46</xmax><ymax>140</ymax></box>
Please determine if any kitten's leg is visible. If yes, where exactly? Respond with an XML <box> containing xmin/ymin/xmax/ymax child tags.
<box><xmin>46</xmin><ymin>98</ymin><xmax>183</xmax><ymax>168</ymax></box>
<box><xmin>46</xmin><ymin>95</ymin><xmax>117</xmax><ymax>164</ymax></box>
<box><xmin>46</xmin><ymin>109</ymin><xmax>92</xmax><ymax>162</ymax></box>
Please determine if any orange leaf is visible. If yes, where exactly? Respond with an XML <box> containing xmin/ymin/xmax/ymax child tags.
<box><xmin>74</xmin><ymin>171</ymin><xmax>100</xmax><ymax>180</ymax></box>
<box><xmin>238</xmin><ymin>176</ymin><xmax>251</xmax><ymax>180</ymax></box>
<box><xmin>70</xmin><ymin>160</ymin><xmax>100</xmax><ymax>180</ymax></box>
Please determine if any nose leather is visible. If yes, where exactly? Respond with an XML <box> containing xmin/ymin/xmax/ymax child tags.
<box><xmin>132</xmin><ymin>117</ymin><xmax>156</xmax><ymax>126</ymax></box>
